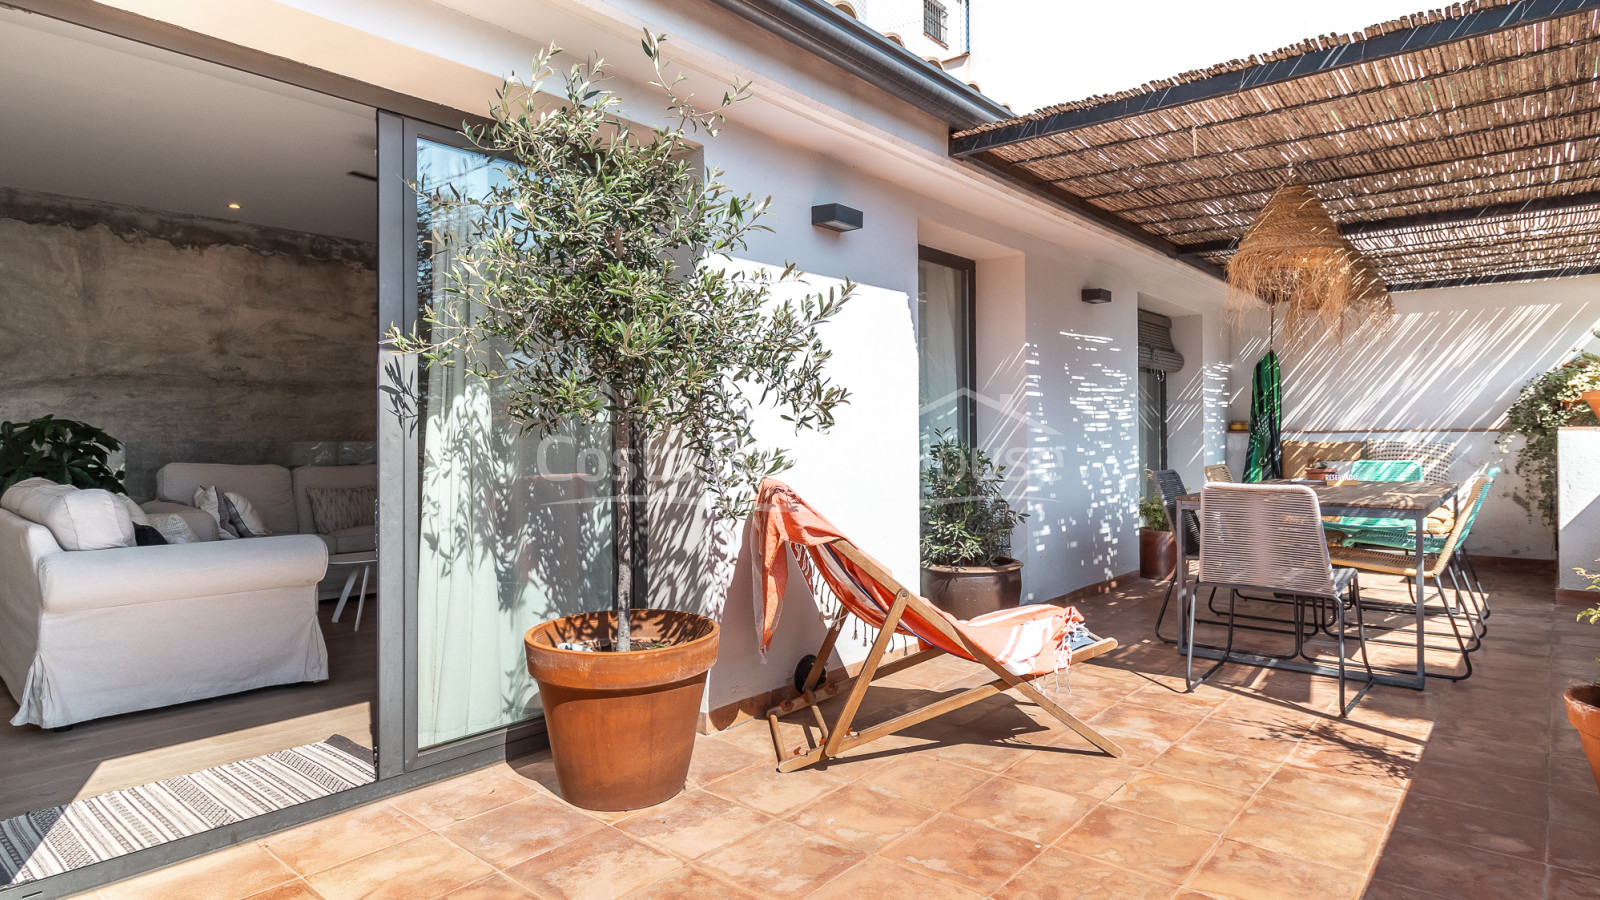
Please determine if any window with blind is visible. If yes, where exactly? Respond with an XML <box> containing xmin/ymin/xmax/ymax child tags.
<box><xmin>1137</xmin><ymin>310</ymin><xmax>1184</xmax><ymax>497</ymax></box>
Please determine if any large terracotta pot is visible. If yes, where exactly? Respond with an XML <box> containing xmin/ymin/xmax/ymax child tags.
<box><xmin>1565</xmin><ymin>684</ymin><xmax>1600</xmax><ymax>793</ymax></box>
<box><xmin>1139</xmin><ymin>528</ymin><xmax>1177</xmax><ymax>580</ymax></box>
<box><xmin>525</xmin><ymin>609</ymin><xmax>719</xmax><ymax>811</ymax></box>
<box><xmin>920</xmin><ymin>558</ymin><xmax>1022</xmax><ymax>619</ymax></box>
<box><xmin>1582</xmin><ymin>389</ymin><xmax>1600</xmax><ymax>420</ymax></box>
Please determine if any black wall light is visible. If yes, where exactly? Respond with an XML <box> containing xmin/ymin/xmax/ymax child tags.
<box><xmin>1081</xmin><ymin>288</ymin><xmax>1113</xmax><ymax>304</ymax></box>
<box><xmin>812</xmin><ymin>203</ymin><xmax>863</xmax><ymax>232</ymax></box>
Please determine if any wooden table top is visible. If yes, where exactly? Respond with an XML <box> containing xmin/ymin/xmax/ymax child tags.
<box><xmin>1178</xmin><ymin>479</ymin><xmax>1459</xmax><ymax>511</ymax></box>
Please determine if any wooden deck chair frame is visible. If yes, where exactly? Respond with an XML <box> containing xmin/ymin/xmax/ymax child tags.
<box><xmin>765</xmin><ymin>539</ymin><xmax>1124</xmax><ymax>773</ymax></box>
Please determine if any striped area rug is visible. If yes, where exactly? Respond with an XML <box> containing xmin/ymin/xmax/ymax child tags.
<box><xmin>0</xmin><ymin>735</ymin><xmax>374</xmax><ymax>884</ymax></box>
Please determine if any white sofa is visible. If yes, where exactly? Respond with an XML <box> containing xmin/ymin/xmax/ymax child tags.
<box><xmin>0</xmin><ymin>480</ymin><xmax>329</xmax><ymax>729</ymax></box>
<box><xmin>143</xmin><ymin>463</ymin><xmax>375</xmax><ymax>597</ymax></box>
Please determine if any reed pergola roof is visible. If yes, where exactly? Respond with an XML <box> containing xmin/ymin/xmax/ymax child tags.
<box><xmin>951</xmin><ymin>0</ymin><xmax>1600</xmax><ymax>291</ymax></box>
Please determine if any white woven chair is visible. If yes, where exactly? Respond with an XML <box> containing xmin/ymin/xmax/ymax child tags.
<box><xmin>1188</xmin><ymin>483</ymin><xmax>1375</xmax><ymax>716</ymax></box>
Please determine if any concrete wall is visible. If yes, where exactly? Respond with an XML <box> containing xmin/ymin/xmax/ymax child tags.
<box><xmin>0</xmin><ymin>189</ymin><xmax>377</xmax><ymax>498</ymax></box>
<box><xmin>1560</xmin><ymin>428</ymin><xmax>1600</xmax><ymax>591</ymax></box>
<box><xmin>1225</xmin><ymin>276</ymin><xmax>1600</xmax><ymax>560</ymax></box>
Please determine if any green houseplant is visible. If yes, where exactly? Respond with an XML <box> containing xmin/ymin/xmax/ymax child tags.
<box><xmin>919</xmin><ymin>431</ymin><xmax>1027</xmax><ymax>618</ymax></box>
<box><xmin>1565</xmin><ymin>560</ymin><xmax>1600</xmax><ymax>793</ymax></box>
<box><xmin>1138</xmin><ymin>493</ymin><xmax>1177</xmax><ymax>580</ymax></box>
<box><xmin>1500</xmin><ymin>334</ymin><xmax>1600</xmax><ymax>525</ymax></box>
<box><xmin>388</xmin><ymin>37</ymin><xmax>852</xmax><ymax>811</ymax></box>
<box><xmin>0</xmin><ymin>416</ymin><xmax>126</xmax><ymax>493</ymax></box>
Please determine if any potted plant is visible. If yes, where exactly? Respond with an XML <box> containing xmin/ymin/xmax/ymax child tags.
<box><xmin>1566</xmin><ymin>559</ymin><xmax>1600</xmax><ymax>792</ymax></box>
<box><xmin>1304</xmin><ymin>459</ymin><xmax>1337</xmax><ymax>481</ymax></box>
<box><xmin>1138</xmin><ymin>495</ymin><xmax>1176</xmax><ymax>580</ymax></box>
<box><xmin>0</xmin><ymin>416</ymin><xmax>125</xmax><ymax>492</ymax></box>
<box><xmin>389</xmin><ymin>36</ymin><xmax>852</xmax><ymax>811</ymax></box>
<box><xmin>919</xmin><ymin>431</ymin><xmax>1027</xmax><ymax>618</ymax></box>
<box><xmin>1501</xmin><ymin>334</ymin><xmax>1600</xmax><ymax>525</ymax></box>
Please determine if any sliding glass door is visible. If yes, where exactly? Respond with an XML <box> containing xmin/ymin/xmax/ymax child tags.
<box><xmin>379</xmin><ymin>116</ymin><xmax>614</xmax><ymax>771</ymax></box>
<box><xmin>917</xmin><ymin>247</ymin><xmax>976</xmax><ymax>449</ymax></box>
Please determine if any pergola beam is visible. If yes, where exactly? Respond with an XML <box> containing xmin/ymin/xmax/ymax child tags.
<box><xmin>951</xmin><ymin>0</ymin><xmax>1600</xmax><ymax>158</ymax></box>
<box><xmin>1174</xmin><ymin>190</ymin><xmax>1600</xmax><ymax>256</ymax></box>
<box><xmin>1389</xmin><ymin>264</ymin><xmax>1600</xmax><ymax>291</ymax></box>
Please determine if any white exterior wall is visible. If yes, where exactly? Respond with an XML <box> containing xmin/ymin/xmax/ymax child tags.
<box><xmin>97</xmin><ymin>0</ymin><xmax>1230</xmax><ymax>714</ymax></box>
<box><xmin>1559</xmin><ymin>428</ymin><xmax>1600</xmax><ymax>591</ymax></box>
<box><xmin>1227</xmin><ymin>276</ymin><xmax>1600</xmax><ymax>560</ymax></box>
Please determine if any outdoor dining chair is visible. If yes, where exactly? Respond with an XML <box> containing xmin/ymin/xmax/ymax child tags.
<box><xmin>1203</xmin><ymin>464</ymin><xmax>1235</xmax><ymax>483</ymax></box>
<box><xmin>1188</xmin><ymin>483</ymin><xmax>1375</xmax><ymax>716</ymax></box>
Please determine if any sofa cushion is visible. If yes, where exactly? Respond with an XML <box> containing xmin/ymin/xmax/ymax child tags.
<box><xmin>146</xmin><ymin>512</ymin><xmax>201</xmax><ymax>544</ymax></box>
<box><xmin>116</xmin><ymin>493</ymin><xmax>150</xmax><ymax>527</ymax></box>
<box><xmin>1</xmin><ymin>478</ymin><xmax>135</xmax><ymax>551</ymax></box>
<box><xmin>318</xmin><ymin>525</ymin><xmax>377</xmax><ymax>554</ymax></box>
<box><xmin>141</xmin><ymin>500</ymin><xmax>218</xmax><ymax>542</ymax></box>
<box><xmin>292</xmin><ymin>465</ymin><xmax>377</xmax><ymax>536</ymax></box>
<box><xmin>307</xmin><ymin>486</ymin><xmax>376</xmax><ymax>534</ymax></box>
<box><xmin>1281</xmin><ymin>440</ymin><xmax>1363</xmax><ymax>479</ymax></box>
<box><xmin>156</xmin><ymin>464</ymin><xmax>297</xmax><ymax>534</ymax></box>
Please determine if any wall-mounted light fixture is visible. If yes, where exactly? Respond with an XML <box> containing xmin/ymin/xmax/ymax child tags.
<box><xmin>811</xmin><ymin>203</ymin><xmax>863</xmax><ymax>232</ymax></box>
<box><xmin>1081</xmin><ymin>288</ymin><xmax>1113</xmax><ymax>304</ymax></box>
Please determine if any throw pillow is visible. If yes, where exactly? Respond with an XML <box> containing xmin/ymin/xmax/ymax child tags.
<box><xmin>116</xmin><ymin>493</ymin><xmax>151</xmax><ymax>527</ymax></box>
<box><xmin>307</xmin><ymin>486</ymin><xmax>377</xmax><ymax>534</ymax></box>
<box><xmin>223</xmin><ymin>491</ymin><xmax>272</xmax><ymax>537</ymax></box>
<box><xmin>147</xmin><ymin>512</ymin><xmax>201</xmax><ymax>544</ymax></box>
<box><xmin>133</xmin><ymin>523</ymin><xmax>169</xmax><ymax>546</ymax></box>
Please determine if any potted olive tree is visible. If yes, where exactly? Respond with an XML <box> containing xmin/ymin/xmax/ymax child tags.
<box><xmin>390</xmin><ymin>36</ymin><xmax>852</xmax><ymax>811</ymax></box>
<box><xmin>1566</xmin><ymin>560</ymin><xmax>1600</xmax><ymax>792</ymax></box>
<box><xmin>919</xmin><ymin>431</ymin><xmax>1027</xmax><ymax>618</ymax></box>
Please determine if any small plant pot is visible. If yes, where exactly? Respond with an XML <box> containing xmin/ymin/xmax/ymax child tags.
<box><xmin>525</xmin><ymin>609</ymin><xmax>719</xmax><ymax>811</ymax></box>
<box><xmin>1565</xmin><ymin>684</ymin><xmax>1600</xmax><ymax>793</ymax></box>
<box><xmin>920</xmin><ymin>558</ymin><xmax>1023</xmax><ymax>619</ymax></box>
<box><xmin>1582</xmin><ymin>389</ymin><xmax>1600</xmax><ymax>420</ymax></box>
<box><xmin>1139</xmin><ymin>528</ymin><xmax>1177</xmax><ymax>580</ymax></box>
<box><xmin>1304</xmin><ymin>467</ymin><xmax>1336</xmax><ymax>481</ymax></box>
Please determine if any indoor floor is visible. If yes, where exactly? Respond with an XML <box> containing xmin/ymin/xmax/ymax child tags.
<box><xmin>72</xmin><ymin>561</ymin><xmax>1599</xmax><ymax>899</ymax></box>
<box><xmin>0</xmin><ymin>598</ymin><xmax>376</xmax><ymax>823</ymax></box>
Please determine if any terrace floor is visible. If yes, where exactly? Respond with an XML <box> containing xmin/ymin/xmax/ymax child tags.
<box><xmin>79</xmin><ymin>559</ymin><xmax>1599</xmax><ymax>900</ymax></box>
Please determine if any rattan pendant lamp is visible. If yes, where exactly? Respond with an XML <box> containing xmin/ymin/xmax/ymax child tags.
<box><xmin>1226</xmin><ymin>181</ymin><xmax>1392</xmax><ymax>350</ymax></box>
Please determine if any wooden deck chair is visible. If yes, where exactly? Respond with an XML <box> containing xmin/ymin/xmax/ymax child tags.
<box><xmin>752</xmin><ymin>481</ymin><xmax>1123</xmax><ymax>773</ymax></box>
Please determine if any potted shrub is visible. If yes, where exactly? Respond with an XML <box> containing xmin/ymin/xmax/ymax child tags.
<box><xmin>0</xmin><ymin>416</ymin><xmax>125</xmax><ymax>492</ymax></box>
<box><xmin>1138</xmin><ymin>495</ymin><xmax>1176</xmax><ymax>580</ymax></box>
<box><xmin>919</xmin><ymin>431</ymin><xmax>1027</xmax><ymax>618</ymax></box>
<box><xmin>390</xmin><ymin>36</ymin><xmax>852</xmax><ymax>811</ymax></box>
<box><xmin>1566</xmin><ymin>560</ymin><xmax>1600</xmax><ymax>792</ymax></box>
<box><xmin>1500</xmin><ymin>334</ymin><xmax>1600</xmax><ymax>525</ymax></box>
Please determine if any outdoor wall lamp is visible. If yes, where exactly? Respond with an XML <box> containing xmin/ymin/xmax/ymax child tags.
<box><xmin>1082</xmin><ymin>288</ymin><xmax>1113</xmax><ymax>304</ymax></box>
<box><xmin>811</xmin><ymin>203</ymin><xmax>863</xmax><ymax>232</ymax></box>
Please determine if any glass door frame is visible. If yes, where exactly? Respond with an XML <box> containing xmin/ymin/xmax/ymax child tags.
<box><xmin>916</xmin><ymin>245</ymin><xmax>978</xmax><ymax>446</ymax></box>
<box><xmin>376</xmin><ymin>112</ymin><xmax>552</xmax><ymax>777</ymax></box>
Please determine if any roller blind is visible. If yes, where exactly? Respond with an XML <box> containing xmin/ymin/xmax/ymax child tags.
<box><xmin>1137</xmin><ymin>309</ymin><xmax>1185</xmax><ymax>373</ymax></box>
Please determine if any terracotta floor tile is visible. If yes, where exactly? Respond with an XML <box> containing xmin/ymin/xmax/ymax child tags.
<box><xmin>101</xmin><ymin>843</ymin><xmax>296</xmax><ymax>900</ymax></box>
<box><xmin>1147</xmin><ymin>744</ymin><xmax>1278</xmax><ymax>794</ymax></box>
<box><xmin>686</xmin><ymin>737</ymin><xmax>768</xmax><ymax>786</ymax></box>
<box><xmin>1358</xmin><ymin>879</ymin><xmax>1451</xmax><ymax>900</ymax></box>
<box><xmin>851</xmin><ymin>753</ymin><xmax>993</xmax><ymax>809</ymax></box>
<box><xmin>1550</xmin><ymin>754</ymin><xmax>1600</xmax><ymax>794</ymax></box>
<box><xmin>1547</xmin><ymin>799</ymin><xmax>1600</xmax><ymax>876</ymax></box>
<box><xmin>1549</xmin><ymin>866</ymin><xmax>1600</xmax><ymax>900</ymax></box>
<box><xmin>696</xmin><ymin>821</ymin><xmax>864</xmax><ymax>899</ymax></box>
<box><xmin>1223</xmin><ymin>796</ymin><xmax>1385</xmax><ymax>873</ymax></box>
<box><xmin>785</xmin><ymin>783</ymin><xmax>935</xmax><ymax>851</ymax></box>
<box><xmin>1186</xmin><ymin>838</ymin><xmax>1367</xmax><ymax>900</ymax></box>
<box><xmin>1286</xmin><ymin>728</ymin><xmax>1419</xmax><ymax>787</ymax></box>
<box><xmin>1391</xmin><ymin>793</ymin><xmax>1546</xmax><ymax>862</ymax></box>
<box><xmin>437</xmin><ymin>873</ymin><xmax>542</xmax><ymax>899</ymax></box>
<box><xmin>1104</xmin><ymin>770</ymin><xmax>1253</xmax><ymax>833</ymax></box>
<box><xmin>1403</xmin><ymin>760</ymin><xmax>1547</xmax><ymax>820</ymax></box>
<box><xmin>1368</xmin><ymin>829</ymin><xmax>1547</xmax><ymax>899</ymax></box>
<box><xmin>880</xmin><ymin>813</ymin><xmax>1043</xmax><ymax>894</ymax></box>
<box><xmin>1121</xmin><ymin>681</ymin><xmax>1233</xmax><ymax>716</ymax></box>
<box><xmin>388</xmin><ymin>766</ymin><xmax>539</xmax><ymax>829</ymax></box>
<box><xmin>804</xmin><ymin>857</ymin><xmax>984</xmax><ymax>900</ymax></box>
<box><xmin>1088</xmin><ymin>703</ymin><xmax>1204</xmax><ymax>745</ymax></box>
<box><xmin>945</xmin><ymin>775</ymin><xmax>1095</xmax><ymax>843</ymax></box>
<box><xmin>1412</xmin><ymin>733</ymin><xmax>1549</xmax><ymax>784</ymax></box>
<box><xmin>622</xmin><ymin>866</ymin><xmax>762</xmax><ymax>899</ymax></box>
<box><xmin>304</xmin><ymin>833</ymin><xmax>495</xmax><ymax>900</ymax></box>
<box><xmin>615</xmin><ymin>789</ymin><xmax>771</xmax><ymax>859</ymax></box>
<box><xmin>991</xmin><ymin>848</ymin><xmax>1172</xmax><ymax>900</ymax></box>
<box><xmin>439</xmin><ymin>792</ymin><xmax>606</xmax><ymax>868</ymax></box>
<box><xmin>503</xmin><ymin>828</ymin><xmax>681</xmax><ymax>900</ymax></box>
<box><xmin>1256</xmin><ymin>764</ymin><xmax>1403</xmax><ymax>824</ymax></box>
<box><xmin>1178</xmin><ymin>717</ymin><xmax>1302</xmax><ymax>763</ymax></box>
<box><xmin>260</xmin><ymin>801</ymin><xmax>427</xmax><ymax>877</ymax></box>
<box><xmin>703</xmin><ymin>762</ymin><xmax>845</xmax><ymax>817</ymax></box>
<box><xmin>1003</xmin><ymin>748</ymin><xmax>1138</xmax><ymax>800</ymax></box>
<box><xmin>239</xmin><ymin>881</ymin><xmax>321</xmax><ymax>900</ymax></box>
<box><xmin>926</xmin><ymin>733</ymin><xmax>1039</xmax><ymax>772</ymax></box>
<box><xmin>1058</xmin><ymin>805</ymin><xmax>1217</xmax><ymax>885</ymax></box>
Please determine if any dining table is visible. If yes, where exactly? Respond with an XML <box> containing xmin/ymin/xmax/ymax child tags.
<box><xmin>1172</xmin><ymin>478</ymin><xmax>1460</xmax><ymax>690</ymax></box>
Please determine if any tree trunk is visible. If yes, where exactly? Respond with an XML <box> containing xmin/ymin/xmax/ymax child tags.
<box><xmin>613</xmin><ymin>408</ymin><xmax>633</xmax><ymax>652</ymax></box>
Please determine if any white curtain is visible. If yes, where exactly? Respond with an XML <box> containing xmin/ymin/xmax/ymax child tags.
<box><xmin>918</xmin><ymin>259</ymin><xmax>966</xmax><ymax>447</ymax></box>
<box><xmin>414</xmin><ymin>140</ymin><xmax>613</xmax><ymax>749</ymax></box>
